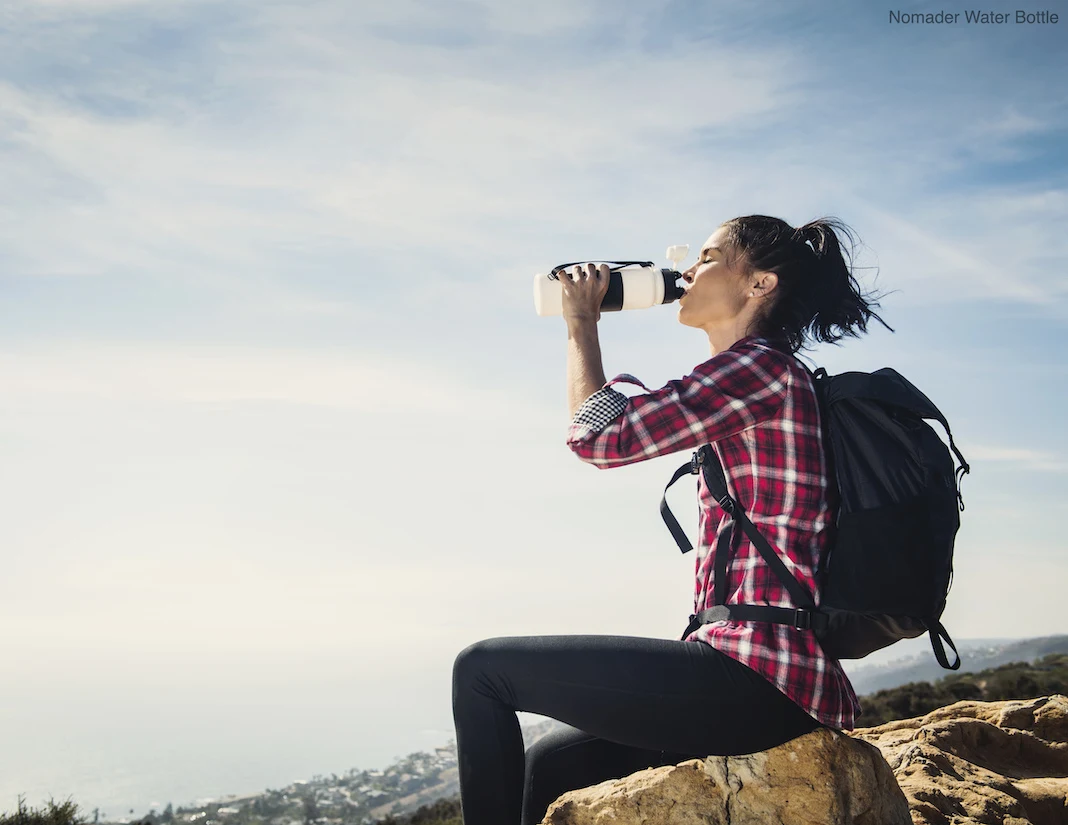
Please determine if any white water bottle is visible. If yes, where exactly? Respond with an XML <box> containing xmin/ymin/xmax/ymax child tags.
<box><xmin>532</xmin><ymin>246</ymin><xmax>689</xmax><ymax>317</ymax></box>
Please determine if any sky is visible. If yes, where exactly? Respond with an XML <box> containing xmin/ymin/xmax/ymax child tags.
<box><xmin>1</xmin><ymin>0</ymin><xmax>1066</xmax><ymax>816</ymax></box>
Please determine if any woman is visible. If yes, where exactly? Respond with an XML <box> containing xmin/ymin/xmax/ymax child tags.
<box><xmin>452</xmin><ymin>215</ymin><xmax>891</xmax><ymax>825</ymax></box>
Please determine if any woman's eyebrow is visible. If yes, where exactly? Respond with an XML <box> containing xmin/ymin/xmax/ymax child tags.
<box><xmin>700</xmin><ymin>246</ymin><xmax>722</xmax><ymax>257</ymax></box>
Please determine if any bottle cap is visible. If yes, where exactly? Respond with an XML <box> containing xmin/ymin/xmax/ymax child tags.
<box><xmin>666</xmin><ymin>244</ymin><xmax>689</xmax><ymax>269</ymax></box>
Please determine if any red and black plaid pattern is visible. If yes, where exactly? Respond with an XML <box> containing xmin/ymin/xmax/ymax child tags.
<box><xmin>567</xmin><ymin>336</ymin><xmax>861</xmax><ymax>730</ymax></box>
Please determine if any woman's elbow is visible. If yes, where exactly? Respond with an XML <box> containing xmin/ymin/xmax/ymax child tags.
<box><xmin>566</xmin><ymin>439</ymin><xmax>628</xmax><ymax>469</ymax></box>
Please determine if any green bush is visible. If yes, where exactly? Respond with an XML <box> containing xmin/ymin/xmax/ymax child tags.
<box><xmin>858</xmin><ymin>653</ymin><xmax>1068</xmax><ymax>726</ymax></box>
<box><xmin>0</xmin><ymin>797</ymin><xmax>86</xmax><ymax>825</ymax></box>
<box><xmin>377</xmin><ymin>796</ymin><xmax>462</xmax><ymax>825</ymax></box>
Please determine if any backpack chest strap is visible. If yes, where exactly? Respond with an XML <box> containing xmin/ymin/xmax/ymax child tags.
<box><xmin>682</xmin><ymin>604</ymin><xmax>830</xmax><ymax>640</ymax></box>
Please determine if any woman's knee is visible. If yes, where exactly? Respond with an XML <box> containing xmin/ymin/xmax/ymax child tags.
<box><xmin>524</xmin><ymin>725</ymin><xmax>593</xmax><ymax>771</ymax></box>
<box><xmin>452</xmin><ymin>636</ymin><xmax>515</xmax><ymax>700</ymax></box>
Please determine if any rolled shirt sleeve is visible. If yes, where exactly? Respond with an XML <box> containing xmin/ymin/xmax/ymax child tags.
<box><xmin>568</xmin><ymin>374</ymin><xmax>639</xmax><ymax>441</ymax></box>
<box><xmin>566</xmin><ymin>341</ymin><xmax>791</xmax><ymax>468</ymax></box>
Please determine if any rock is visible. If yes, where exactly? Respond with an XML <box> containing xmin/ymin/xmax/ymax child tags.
<box><xmin>851</xmin><ymin>694</ymin><xmax>1068</xmax><ymax>825</ymax></box>
<box><xmin>539</xmin><ymin>696</ymin><xmax>1068</xmax><ymax>825</ymax></box>
<box><xmin>539</xmin><ymin>727</ymin><xmax>910</xmax><ymax>825</ymax></box>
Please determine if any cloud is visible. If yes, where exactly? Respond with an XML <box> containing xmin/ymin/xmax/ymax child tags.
<box><xmin>0</xmin><ymin>1</ymin><xmax>800</xmax><ymax>290</ymax></box>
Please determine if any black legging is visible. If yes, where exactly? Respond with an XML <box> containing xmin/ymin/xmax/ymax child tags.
<box><xmin>451</xmin><ymin>635</ymin><xmax>823</xmax><ymax>825</ymax></box>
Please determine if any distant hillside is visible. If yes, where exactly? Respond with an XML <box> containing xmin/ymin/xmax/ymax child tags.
<box><xmin>845</xmin><ymin>635</ymin><xmax>1068</xmax><ymax>695</ymax></box>
<box><xmin>87</xmin><ymin>745</ymin><xmax>460</xmax><ymax>825</ymax></box>
<box><xmin>856</xmin><ymin>652</ymin><xmax>1068</xmax><ymax>727</ymax></box>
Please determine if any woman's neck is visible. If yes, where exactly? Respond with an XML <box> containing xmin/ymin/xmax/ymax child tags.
<box><xmin>704</xmin><ymin>323</ymin><xmax>760</xmax><ymax>357</ymax></box>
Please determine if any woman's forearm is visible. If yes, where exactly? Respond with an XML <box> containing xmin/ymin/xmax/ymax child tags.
<box><xmin>566</xmin><ymin>318</ymin><xmax>607</xmax><ymax>418</ymax></box>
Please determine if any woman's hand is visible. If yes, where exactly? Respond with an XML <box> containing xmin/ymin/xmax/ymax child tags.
<box><xmin>561</xmin><ymin>263</ymin><xmax>610</xmax><ymax>324</ymax></box>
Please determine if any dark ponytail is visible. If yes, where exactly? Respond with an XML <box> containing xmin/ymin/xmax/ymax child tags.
<box><xmin>722</xmin><ymin>215</ymin><xmax>893</xmax><ymax>354</ymax></box>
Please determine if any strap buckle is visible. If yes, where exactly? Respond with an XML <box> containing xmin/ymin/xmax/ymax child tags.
<box><xmin>792</xmin><ymin>609</ymin><xmax>813</xmax><ymax>631</ymax></box>
<box><xmin>690</xmin><ymin>450</ymin><xmax>702</xmax><ymax>475</ymax></box>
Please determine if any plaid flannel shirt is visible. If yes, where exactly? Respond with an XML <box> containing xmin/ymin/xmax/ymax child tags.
<box><xmin>566</xmin><ymin>335</ymin><xmax>860</xmax><ymax>730</ymax></box>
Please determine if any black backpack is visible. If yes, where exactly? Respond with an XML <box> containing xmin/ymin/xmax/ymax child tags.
<box><xmin>661</xmin><ymin>365</ymin><xmax>970</xmax><ymax>670</ymax></box>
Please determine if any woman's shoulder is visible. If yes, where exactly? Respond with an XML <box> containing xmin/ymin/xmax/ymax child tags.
<box><xmin>706</xmin><ymin>337</ymin><xmax>822</xmax><ymax>412</ymax></box>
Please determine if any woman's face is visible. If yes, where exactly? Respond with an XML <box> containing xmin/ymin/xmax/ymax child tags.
<box><xmin>677</xmin><ymin>225</ymin><xmax>752</xmax><ymax>330</ymax></box>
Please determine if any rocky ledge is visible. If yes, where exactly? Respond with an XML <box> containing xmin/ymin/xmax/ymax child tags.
<box><xmin>853</xmin><ymin>694</ymin><xmax>1067</xmax><ymax>825</ymax></box>
<box><xmin>539</xmin><ymin>695</ymin><xmax>1067</xmax><ymax>825</ymax></box>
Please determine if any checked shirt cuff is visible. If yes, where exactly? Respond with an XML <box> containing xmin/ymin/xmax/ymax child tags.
<box><xmin>570</xmin><ymin>386</ymin><xmax>629</xmax><ymax>439</ymax></box>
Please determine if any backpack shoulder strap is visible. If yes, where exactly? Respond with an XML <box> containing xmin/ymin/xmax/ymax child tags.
<box><xmin>695</xmin><ymin>446</ymin><xmax>816</xmax><ymax>610</ymax></box>
<box><xmin>661</xmin><ymin>458</ymin><xmax>699</xmax><ymax>553</ymax></box>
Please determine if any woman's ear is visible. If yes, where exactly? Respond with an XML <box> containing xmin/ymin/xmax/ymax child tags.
<box><xmin>751</xmin><ymin>271</ymin><xmax>779</xmax><ymax>298</ymax></box>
